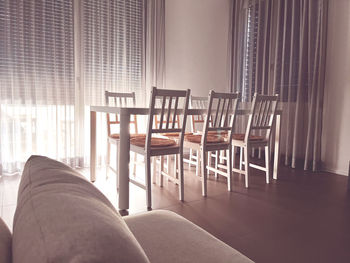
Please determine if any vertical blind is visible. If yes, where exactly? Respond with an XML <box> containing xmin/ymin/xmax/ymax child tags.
<box><xmin>82</xmin><ymin>0</ymin><xmax>145</xmax><ymax>106</ymax></box>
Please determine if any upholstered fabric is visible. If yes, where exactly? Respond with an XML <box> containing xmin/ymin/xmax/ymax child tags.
<box><xmin>185</xmin><ymin>134</ymin><xmax>225</xmax><ymax>144</ymax></box>
<box><xmin>232</xmin><ymin>133</ymin><xmax>264</xmax><ymax>141</ymax></box>
<box><xmin>125</xmin><ymin>210</ymin><xmax>253</xmax><ymax>263</ymax></box>
<box><xmin>130</xmin><ymin>137</ymin><xmax>176</xmax><ymax>147</ymax></box>
<box><xmin>0</xmin><ymin>217</ymin><xmax>12</xmax><ymax>263</ymax></box>
<box><xmin>13</xmin><ymin>155</ymin><xmax>150</xmax><ymax>263</ymax></box>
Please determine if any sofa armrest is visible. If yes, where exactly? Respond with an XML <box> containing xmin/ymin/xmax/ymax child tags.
<box><xmin>125</xmin><ymin>210</ymin><xmax>253</xmax><ymax>263</ymax></box>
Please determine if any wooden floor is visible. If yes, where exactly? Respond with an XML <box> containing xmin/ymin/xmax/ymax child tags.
<box><xmin>1</xmin><ymin>157</ymin><xmax>350</xmax><ymax>263</ymax></box>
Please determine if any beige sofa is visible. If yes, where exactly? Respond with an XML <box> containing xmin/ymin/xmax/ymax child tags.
<box><xmin>0</xmin><ymin>155</ymin><xmax>253</xmax><ymax>263</ymax></box>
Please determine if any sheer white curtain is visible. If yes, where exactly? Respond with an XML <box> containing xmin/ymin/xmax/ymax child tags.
<box><xmin>79</xmin><ymin>0</ymin><xmax>146</xmax><ymax>167</ymax></box>
<box><xmin>227</xmin><ymin>0</ymin><xmax>328</xmax><ymax>171</ymax></box>
<box><xmin>0</xmin><ymin>0</ymin><xmax>79</xmax><ymax>175</ymax></box>
<box><xmin>0</xmin><ymin>0</ymin><xmax>164</xmax><ymax>174</ymax></box>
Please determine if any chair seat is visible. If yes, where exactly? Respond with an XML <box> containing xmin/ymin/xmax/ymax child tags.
<box><xmin>130</xmin><ymin>137</ymin><xmax>177</xmax><ymax>148</ymax></box>
<box><xmin>109</xmin><ymin>133</ymin><xmax>146</xmax><ymax>140</ymax></box>
<box><xmin>184</xmin><ymin>134</ymin><xmax>225</xmax><ymax>144</ymax></box>
<box><xmin>232</xmin><ymin>133</ymin><xmax>264</xmax><ymax>141</ymax></box>
<box><xmin>161</xmin><ymin>132</ymin><xmax>193</xmax><ymax>138</ymax></box>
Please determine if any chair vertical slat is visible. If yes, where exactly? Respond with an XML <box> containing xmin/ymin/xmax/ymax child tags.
<box><xmin>172</xmin><ymin>96</ymin><xmax>179</xmax><ymax>129</ymax></box>
<box><xmin>224</xmin><ymin>98</ymin><xmax>232</xmax><ymax>127</ymax></box>
<box><xmin>218</xmin><ymin>98</ymin><xmax>227</xmax><ymax>127</ymax></box>
<box><xmin>166</xmin><ymin>96</ymin><xmax>173</xmax><ymax>129</ymax></box>
<box><xmin>263</xmin><ymin>100</ymin><xmax>272</xmax><ymax>126</ymax></box>
<box><xmin>258</xmin><ymin>100</ymin><xmax>267</xmax><ymax>126</ymax></box>
<box><xmin>254</xmin><ymin>100</ymin><xmax>262</xmax><ymax>126</ymax></box>
<box><xmin>123</xmin><ymin>97</ymin><xmax>127</xmax><ymax>107</ymax></box>
<box><xmin>214</xmin><ymin>98</ymin><xmax>221</xmax><ymax>127</ymax></box>
<box><xmin>159</xmin><ymin>96</ymin><xmax>166</xmax><ymax>129</ymax></box>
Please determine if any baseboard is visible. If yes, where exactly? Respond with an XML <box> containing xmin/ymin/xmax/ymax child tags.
<box><xmin>322</xmin><ymin>167</ymin><xmax>348</xmax><ymax>176</ymax></box>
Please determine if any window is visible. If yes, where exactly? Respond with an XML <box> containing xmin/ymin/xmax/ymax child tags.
<box><xmin>0</xmin><ymin>0</ymin><xmax>75</xmax><ymax>105</ymax></box>
<box><xmin>0</xmin><ymin>0</ymin><xmax>145</xmax><ymax>174</ymax></box>
<box><xmin>82</xmin><ymin>0</ymin><xmax>144</xmax><ymax>105</ymax></box>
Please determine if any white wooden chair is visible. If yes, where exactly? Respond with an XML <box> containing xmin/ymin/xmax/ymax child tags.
<box><xmin>231</xmin><ymin>93</ymin><xmax>279</xmax><ymax>188</ymax></box>
<box><xmin>105</xmin><ymin>91</ymin><xmax>141</xmax><ymax>180</ymax></box>
<box><xmin>183</xmin><ymin>96</ymin><xmax>206</xmax><ymax>176</ymax></box>
<box><xmin>129</xmin><ymin>87</ymin><xmax>190</xmax><ymax>208</ymax></box>
<box><xmin>183</xmin><ymin>96</ymin><xmax>221</xmax><ymax>177</ymax></box>
<box><xmin>154</xmin><ymin>99</ymin><xmax>182</xmax><ymax>183</ymax></box>
<box><xmin>184</xmin><ymin>91</ymin><xmax>240</xmax><ymax>196</ymax></box>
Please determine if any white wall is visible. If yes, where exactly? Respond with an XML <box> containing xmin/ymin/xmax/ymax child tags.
<box><xmin>165</xmin><ymin>0</ymin><xmax>230</xmax><ymax>96</ymax></box>
<box><xmin>322</xmin><ymin>0</ymin><xmax>350</xmax><ymax>175</ymax></box>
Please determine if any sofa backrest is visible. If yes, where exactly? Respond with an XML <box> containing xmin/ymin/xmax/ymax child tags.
<box><xmin>0</xmin><ymin>217</ymin><xmax>12</xmax><ymax>263</ymax></box>
<box><xmin>12</xmin><ymin>155</ymin><xmax>150</xmax><ymax>263</ymax></box>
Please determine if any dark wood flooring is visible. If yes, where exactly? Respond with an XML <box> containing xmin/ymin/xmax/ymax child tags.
<box><xmin>118</xmin><ymin>158</ymin><xmax>350</xmax><ymax>263</ymax></box>
<box><xmin>1</xmin><ymin>156</ymin><xmax>350</xmax><ymax>263</ymax></box>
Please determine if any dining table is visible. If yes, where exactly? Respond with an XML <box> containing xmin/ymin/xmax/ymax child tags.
<box><xmin>90</xmin><ymin>106</ymin><xmax>282</xmax><ymax>211</ymax></box>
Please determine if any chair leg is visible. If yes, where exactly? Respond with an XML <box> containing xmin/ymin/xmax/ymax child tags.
<box><xmin>232</xmin><ymin>145</ymin><xmax>235</xmax><ymax>168</ymax></box>
<box><xmin>116</xmin><ymin>142</ymin><xmax>120</xmax><ymax>189</ymax></box>
<box><xmin>106</xmin><ymin>141</ymin><xmax>111</xmax><ymax>179</ymax></box>
<box><xmin>145</xmin><ymin>155</ymin><xmax>152</xmax><ymax>209</ymax></box>
<box><xmin>132</xmin><ymin>152</ymin><xmax>137</xmax><ymax>176</ymax></box>
<box><xmin>244</xmin><ymin>146</ymin><xmax>250</xmax><ymax>188</ymax></box>
<box><xmin>201</xmin><ymin>149</ymin><xmax>207</xmax><ymax>196</ymax></box>
<box><xmin>196</xmin><ymin>150</ymin><xmax>200</xmax><ymax>177</ymax></box>
<box><xmin>265</xmin><ymin>145</ymin><xmax>270</xmax><ymax>184</ymax></box>
<box><xmin>152</xmin><ymin>157</ymin><xmax>157</xmax><ymax>184</ymax></box>
<box><xmin>167</xmin><ymin>156</ymin><xmax>171</xmax><ymax>181</ymax></box>
<box><xmin>239</xmin><ymin>147</ymin><xmax>243</xmax><ymax>171</ymax></box>
<box><xmin>174</xmin><ymin>154</ymin><xmax>178</xmax><ymax>180</ymax></box>
<box><xmin>227</xmin><ymin>148</ymin><xmax>232</xmax><ymax>191</ymax></box>
<box><xmin>179</xmin><ymin>152</ymin><xmax>184</xmax><ymax>201</ymax></box>
<box><xmin>208</xmin><ymin>151</ymin><xmax>212</xmax><ymax>176</ymax></box>
<box><xmin>189</xmin><ymin>149</ymin><xmax>193</xmax><ymax>169</ymax></box>
<box><xmin>215</xmin><ymin>151</ymin><xmax>219</xmax><ymax>179</ymax></box>
<box><xmin>160</xmin><ymin>156</ymin><xmax>164</xmax><ymax>187</ymax></box>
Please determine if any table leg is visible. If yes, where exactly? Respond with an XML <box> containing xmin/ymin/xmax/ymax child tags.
<box><xmin>273</xmin><ymin>114</ymin><xmax>281</xmax><ymax>180</ymax></box>
<box><xmin>119</xmin><ymin>109</ymin><xmax>130</xmax><ymax>210</ymax></box>
<box><xmin>90</xmin><ymin>111</ymin><xmax>96</xmax><ymax>182</ymax></box>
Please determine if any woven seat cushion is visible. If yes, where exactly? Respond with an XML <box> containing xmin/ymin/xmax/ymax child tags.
<box><xmin>232</xmin><ymin>133</ymin><xmax>264</xmax><ymax>141</ymax></box>
<box><xmin>130</xmin><ymin>137</ymin><xmax>177</xmax><ymax>147</ymax></box>
<box><xmin>184</xmin><ymin>134</ymin><xmax>225</xmax><ymax>144</ymax></box>
<box><xmin>207</xmin><ymin>130</ymin><xmax>228</xmax><ymax>135</ymax></box>
<box><xmin>161</xmin><ymin>132</ymin><xmax>193</xmax><ymax>138</ymax></box>
<box><xmin>110</xmin><ymin>133</ymin><xmax>146</xmax><ymax>140</ymax></box>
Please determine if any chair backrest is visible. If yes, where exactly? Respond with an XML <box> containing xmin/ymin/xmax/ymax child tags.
<box><xmin>146</xmin><ymin>87</ymin><xmax>191</xmax><ymax>150</ymax></box>
<box><xmin>245</xmin><ymin>93</ymin><xmax>279</xmax><ymax>142</ymax></box>
<box><xmin>154</xmin><ymin>97</ymin><xmax>181</xmax><ymax>129</ymax></box>
<box><xmin>189</xmin><ymin>96</ymin><xmax>209</xmax><ymax>132</ymax></box>
<box><xmin>202</xmin><ymin>90</ymin><xmax>240</xmax><ymax>144</ymax></box>
<box><xmin>105</xmin><ymin>91</ymin><xmax>137</xmax><ymax>135</ymax></box>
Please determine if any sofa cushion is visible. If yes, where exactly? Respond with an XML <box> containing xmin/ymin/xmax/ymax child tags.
<box><xmin>0</xmin><ymin>217</ymin><xmax>12</xmax><ymax>263</ymax></box>
<box><xmin>124</xmin><ymin>210</ymin><xmax>253</xmax><ymax>263</ymax></box>
<box><xmin>13</xmin><ymin>155</ymin><xmax>150</xmax><ymax>263</ymax></box>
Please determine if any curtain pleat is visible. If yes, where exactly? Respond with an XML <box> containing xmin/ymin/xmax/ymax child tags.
<box><xmin>0</xmin><ymin>0</ymin><xmax>76</xmax><ymax>174</ymax></box>
<box><xmin>144</xmin><ymin>0</ymin><xmax>165</xmax><ymax>102</ymax></box>
<box><xmin>227</xmin><ymin>0</ymin><xmax>328</xmax><ymax>171</ymax></box>
<box><xmin>0</xmin><ymin>0</ymin><xmax>162</xmax><ymax>174</ymax></box>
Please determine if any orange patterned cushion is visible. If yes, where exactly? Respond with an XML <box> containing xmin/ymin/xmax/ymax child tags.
<box><xmin>161</xmin><ymin>132</ymin><xmax>193</xmax><ymax>138</ymax></box>
<box><xmin>184</xmin><ymin>134</ymin><xmax>225</xmax><ymax>144</ymax></box>
<box><xmin>232</xmin><ymin>133</ymin><xmax>264</xmax><ymax>141</ymax></box>
<box><xmin>130</xmin><ymin>137</ymin><xmax>177</xmax><ymax>148</ymax></box>
<box><xmin>109</xmin><ymin>134</ymin><xmax>146</xmax><ymax>140</ymax></box>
